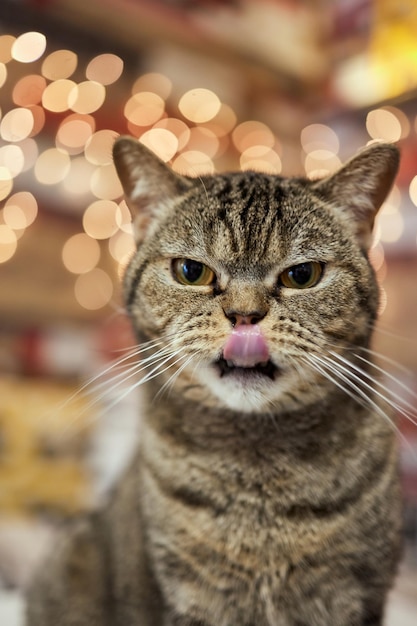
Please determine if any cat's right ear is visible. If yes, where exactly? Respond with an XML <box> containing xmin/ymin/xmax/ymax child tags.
<box><xmin>113</xmin><ymin>136</ymin><xmax>191</xmax><ymax>242</ymax></box>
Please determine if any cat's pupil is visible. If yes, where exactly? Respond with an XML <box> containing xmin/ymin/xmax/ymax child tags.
<box><xmin>182</xmin><ymin>259</ymin><xmax>204</xmax><ymax>283</ymax></box>
<box><xmin>289</xmin><ymin>263</ymin><xmax>313</xmax><ymax>285</ymax></box>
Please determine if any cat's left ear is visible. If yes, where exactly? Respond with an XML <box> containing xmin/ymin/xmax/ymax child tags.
<box><xmin>113</xmin><ymin>136</ymin><xmax>191</xmax><ymax>242</ymax></box>
<box><xmin>312</xmin><ymin>142</ymin><xmax>400</xmax><ymax>249</ymax></box>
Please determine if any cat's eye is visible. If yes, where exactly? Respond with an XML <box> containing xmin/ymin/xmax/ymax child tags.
<box><xmin>172</xmin><ymin>258</ymin><xmax>216</xmax><ymax>286</ymax></box>
<box><xmin>279</xmin><ymin>261</ymin><xmax>323</xmax><ymax>289</ymax></box>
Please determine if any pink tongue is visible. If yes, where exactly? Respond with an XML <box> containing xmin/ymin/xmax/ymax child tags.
<box><xmin>223</xmin><ymin>324</ymin><xmax>269</xmax><ymax>368</ymax></box>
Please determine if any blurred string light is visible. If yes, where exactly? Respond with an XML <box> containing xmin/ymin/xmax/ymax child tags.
<box><xmin>74</xmin><ymin>268</ymin><xmax>113</xmax><ymax>311</ymax></box>
<box><xmin>373</xmin><ymin>185</ymin><xmax>404</xmax><ymax>249</ymax></box>
<box><xmin>42</xmin><ymin>49</ymin><xmax>78</xmax><ymax>80</ymax></box>
<box><xmin>232</xmin><ymin>121</ymin><xmax>282</xmax><ymax>174</ymax></box>
<box><xmin>62</xmin><ymin>233</ymin><xmax>100</xmax><ymax>274</ymax></box>
<box><xmin>178</xmin><ymin>88</ymin><xmax>221</xmax><ymax>123</ymax></box>
<box><xmin>366</xmin><ymin>107</ymin><xmax>406</xmax><ymax>142</ymax></box>
<box><xmin>11</xmin><ymin>32</ymin><xmax>46</xmax><ymax>63</ymax></box>
<box><xmin>300</xmin><ymin>123</ymin><xmax>341</xmax><ymax>178</ymax></box>
<box><xmin>1</xmin><ymin>29</ymin><xmax>414</xmax><ymax>309</ymax></box>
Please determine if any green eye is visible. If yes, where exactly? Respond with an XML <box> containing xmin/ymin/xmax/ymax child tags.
<box><xmin>172</xmin><ymin>258</ymin><xmax>215</xmax><ymax>286</ymax></box>
<box><xmin>279</xmin><ymin>262</ymin><xmax>323</xmax><ymax>289</ymax></box>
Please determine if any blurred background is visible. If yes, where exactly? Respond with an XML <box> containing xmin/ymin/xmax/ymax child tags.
<box><xmin>0</xmin><ymin>0</ymin><xmax>416</xmax><ymax>623</ymax></box>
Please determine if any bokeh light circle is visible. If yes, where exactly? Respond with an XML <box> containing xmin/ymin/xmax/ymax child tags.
<box><xmin>0</xmin><ymin>225</ymin><xmax>18</xmax><ymax>263</ymax></box>
<box><xmin>42</xmin><ymin>49</ymin><xmax>78</xmax><ymax>80</ymax></box>
<box><xmin>83</xmin><ymin>200</ymin><xmax>119</xmax><ymax>239</ymax></box>
<box><xmin>139</xmin><ymin>129</ymin><xmax>178</xmax><ymax>162</ymax></box>
<box><xmin>86</xmin><ymin>54</ymin><xmax>124</xmax><ymax>85</ymax></box>
<box><xmin>74</xmin><ymin>269</ymin><xmax>113</xmax><ymax>310</ymax></box>
<box><xmin>62</xmin><ymin>233</ymin><xmax>101</xmax><ymax>274</ymax></box>
<box><xmin>12</xmin><ymin>32</ymin><xmax>46</xmax><ymax>63</ymax></box>
<box><xmin>68</xmin><ymin>81</ymin><xmax>106</xmax><ymax>114</ymax></box>
<box><xmin>34</xmin><ymin>148</ymin><xmax>71</xmax><ymax>185</ymax></box>
<box><xmin>0</xmin><ymin>107</ymin><xmax>34</xmax><ymax>142</ymax></box>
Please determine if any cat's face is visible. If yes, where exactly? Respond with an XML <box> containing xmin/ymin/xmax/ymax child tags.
<box><xmin>113</xmin><ymin>140</ymin><xmax>399</xmax><ymax>413</ymax></box>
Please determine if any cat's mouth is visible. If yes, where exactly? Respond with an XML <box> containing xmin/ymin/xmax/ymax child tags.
<box><xmin>215</xmin><ymin>356</ymin><xmax>278</xmax><ymax>380</ymax></box>
<box><xmin>215</xmin><ymin>324</ymin><xmax>278</xmax><ymax>381</ymax></box>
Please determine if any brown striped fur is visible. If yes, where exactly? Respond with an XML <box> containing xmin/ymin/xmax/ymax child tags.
<box><xmin>27</xmin><ymin>139</ymin><xmax>403</xmax><ymax>625</ymax></box>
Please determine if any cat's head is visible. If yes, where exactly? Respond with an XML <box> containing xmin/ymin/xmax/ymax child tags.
<box><xmin>113</xmin><ymin>138</ymin><xmax>399</xmax><ymax>413</ymax></box>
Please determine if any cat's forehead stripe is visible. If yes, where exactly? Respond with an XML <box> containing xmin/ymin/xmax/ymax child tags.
<box><xmin>200</xmin><ymin>172</ymin><xmax>287</xmax><ymax>260</ymax></box>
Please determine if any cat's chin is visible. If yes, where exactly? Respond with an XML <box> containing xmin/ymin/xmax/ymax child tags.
<box><xmin>196</xmin><ymin>359</ymin><xmax>283</xmax><ymax>413</ymax></box>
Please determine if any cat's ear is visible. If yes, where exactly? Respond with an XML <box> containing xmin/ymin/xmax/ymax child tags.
<box><xmin>312</xmin><ymin>142</ymin><xmax>400</xmax><ymax>249</ymax></box>
<box><xmin>113</xmin><ymin>136</ymin><xmax>191</xmax><ymax>241</ymax></box>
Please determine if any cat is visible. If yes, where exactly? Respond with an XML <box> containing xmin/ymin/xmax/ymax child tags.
<box><xmin>26</xmin><ymin>138</ymin><xmax>403</xmax><ymax>626</ymax></box>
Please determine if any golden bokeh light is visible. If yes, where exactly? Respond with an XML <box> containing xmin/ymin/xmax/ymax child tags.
<box><xmin>124</xmin><ymin>92</ymin><xmax>165</xmax><ymax>127</ymax></box>
<box><xmin>62</xmin><ymin>157</ymin><xmax>95</xmax><ymax>195</ymax></box>
<box><xmin>0</xmin><ymin>167</ymin><xmax>13</xmax><ymax>200</ymax></box>
<box><xmin>0</xmin><ymin>144</ymin><xmax>25</xmax><ymax>178</ymax></box>
<box><xmin>12</xmin><ymin>74</ymin><xmax>46</xmax><ymax>106</ymax></box>
<box><xmin>90</xmin><ymin>164</ymin><xmax>123</xmax><ymax>200</ymax></box>
<box><xmin>178</xmin><ymin>88</ymin><xmax>221</xmax><ymax>124</ymax></box>
<box><xmin>382</xmin><ymin>185</ymin><xmax>401</xmax><ymax>214</ymax></box>
<box><xmin>132</xmin><ymin>73</ymin><xmax>172</xmax><ymax>100</ymax></box>
<box><xmin>369</xmin><ymin>241</ymin><xmax>385</xmax><ymax>273</ymax></box>
<box><xmin>172</xmin><ymin>151</ymin><xmax>215</xmax><ymax>176</ymax></box>
<box><xmin>153</xmin><ymin>118</ymin><xmax>191</xmax><ymax>150</ymax></box>
<box><xmin>3</xmin><ymin>205</ymin><xmax>26</xmax><ymax>231</ymax></box>
<box><xmin>0</xmin><ymin>107</ymin><xmax>34</xmax><ymax>142</ymax></box>
<box><xmin>109</xmin><ymin>230</ymin><xmax>136</xmax><ymax>264</ymax></box>
<box><xmin>62</xmin><ymin>233</ymin><xmax>101</xmax><ymax>274</ymax></box>
<box><xmin>34</xmin><ymin>148</ymin><xmax>71</xmax><ymax>185</ymax></box>
<box><xmin>18</xmin><ymin>138</ymin><xmax>39</xmax><ymax>173</ymax></box>
<box><xmin>116</xmin><ymin>200</ymin><xmax>133</xmax><ymax>234</ymax></box>
<box><xmin>84</xmin><ymin>130</ymin><xmax>118</xmax><ymax>166</ymax></box>
<box><xmin>240</xmin><ymin>146</ymin><xmax>282</xmax><ymax>174</ymax></box>
<box><xmin>139</xmin><ymin>129</ymin><xmax>179</xmax><ymax>162</ymax></box>
<box><xmin>300</xmin><ymin>123</ymin><xmax>339</xmax><ymax>154</ymax></box>
<box><xmin>202</xmin><ymin>102</ymin><xmax>237</xmax><ymax>138</ymax></box>
<box><xmin>0</xmin><ymin>35</ymin><xmax>15</xmax><ymax>63</ymax></box>
<box><xmin>11</xmin><ymin>32</ymin><xmax>46</xmax><ymax>63</ymax></box>
<box><xmin>42</xmin><ymin>79</ymin><xmax>76</xmax><ymax>113</ymax></box>
<box><xmin>409</xmin><ymin>175</ymin><xmax>417</xmax><ymax>207</ymax></box>
<box><xmin>86</xmin><ymin>54</ymin><xmax>124</xmax><ymax>85</ymax></box>
<box><xmin>0</xmin><ymin>63</ymin><xmax>7</xmax><ymax>89</ymax></box>
<box><xmin>366</xmin><ymin>108</ymin><xmax>402</xmax><ymax>142</ymax></box>
<box><xmin>3</xmin><ymin>192</ymin><xmax>38</xmax><ymax>230</ymax></box>
<box><xmin>74</xmin><ymin>268</ymin><xmax>113</xmax><ymax>310</ymax></box>
<box><xmin>304</xmin><ymin>150</ymin><xmax>341</xmax><ymax>178</ymax></box>
<box><xmin>232</xmin><ymin>121</ymin><xmax>275</xmax><ymax>153</ymax></box>
<box><xmin>185</xmin><ymin>127</ymin><xmax>220</xmax><ymax>158</ymax></box>
<box><xmin>56</xmin><ymin>115</ymin><xmax>95</xmax><ymax>154</ymax></box>
<box><xmin>0</xmin><ymin>224</ymin><xmax>18</xmax><ymax>263</ymax></box>
<box><xmin>377</xmin><ymin>212</ymin><xmax>404</xmax><ymax>244</ymax></box>
<box><xmin>83</xmin><ymin>200</ymin><xmax>119</xmax><ymax>239</ymax></box>
<box><xmin>384</xmin><ymin>106</ymin><xmax>410</xmax><ymax>139</ymax></box>
<box><xmin>27</xmin><ymin>105</ymin><xmax>46</xmax><ymax>137</ymax></box>
<box><xmin>68</xmin><ymin>81</ymin><xmax>106</xmax><ymax>115</ymax></box>
<box><xmin>41</xmin><ymin>50</ymin><xmax>78</xmax><ymax>80</ymax></box>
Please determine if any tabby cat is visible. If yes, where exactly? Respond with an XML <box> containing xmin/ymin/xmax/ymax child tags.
<box><xmin>27</xmin><ymin>138</ymin><xmax>403</xmax><ymax>626</ymax></box>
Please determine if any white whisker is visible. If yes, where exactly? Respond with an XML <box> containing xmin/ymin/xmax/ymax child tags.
<box><xmin>354</xmin><ymin>352</ymin><xmax>417</xmax><ymax>398</ymax></box>
<box><xmin>154</xmin><ymin>353</ymin><xmax>196</xmax><ymax>402</ymax></box>
<box><xmin>325</xmin><ymin>351</ymin><xmax>417</xmax><ymax>428</ymax></box>
<box><xmin>307</xmin><ymin>352</ymin><xmax>399</xmax><ymax>433</ymax></box>
<box><xmin>304</xmin><ymin>355</ymin><xmax>370</xmax><ymax>414</ymax></box>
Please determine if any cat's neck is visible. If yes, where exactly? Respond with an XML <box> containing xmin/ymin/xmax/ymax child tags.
<box><xmin>141</xmin><ymin>379</ymin><xmax>374</xmax><ymax>458</ymax></box>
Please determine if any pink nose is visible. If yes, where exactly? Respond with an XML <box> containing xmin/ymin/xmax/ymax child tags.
<box><xmin>222</xmin><ymin>324</ymin><xmax>270</xmax><ymax>368</ymax></box>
